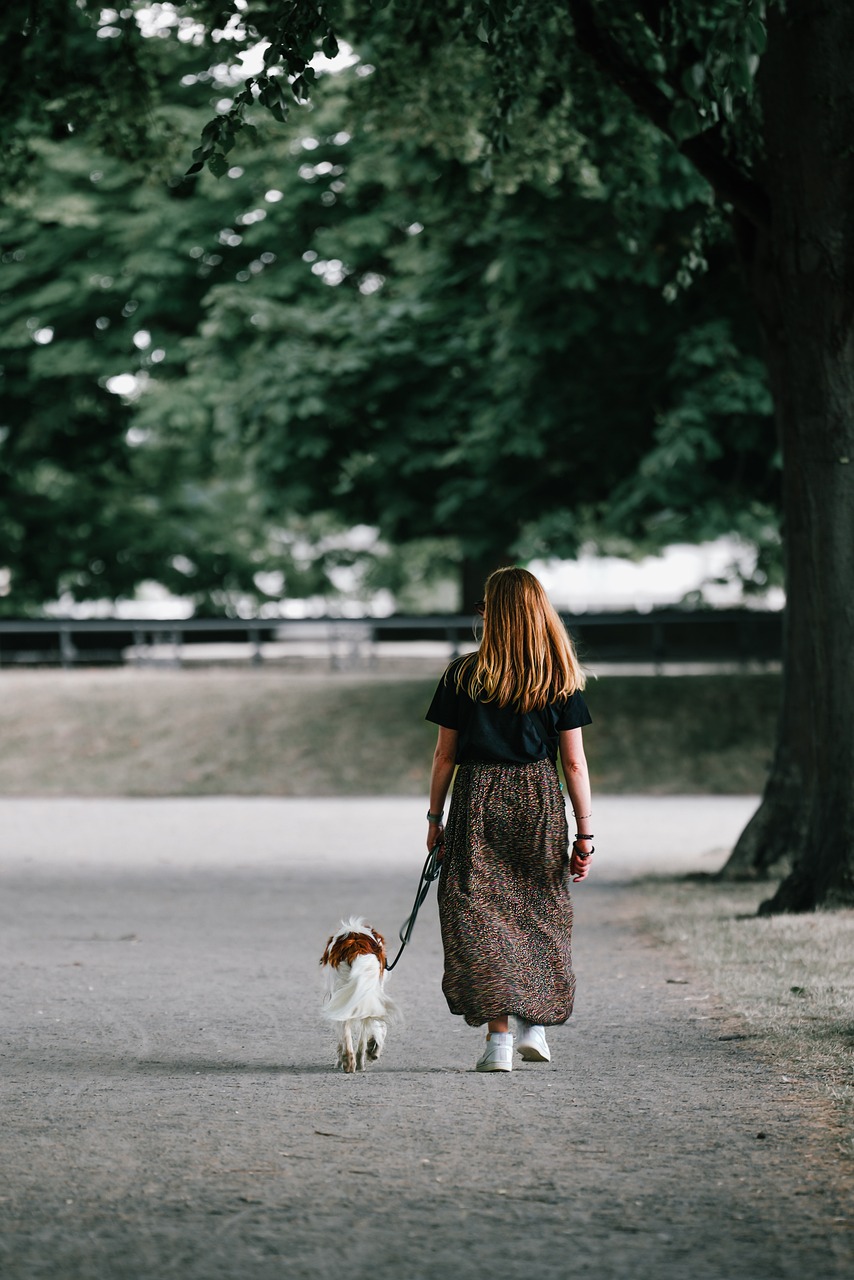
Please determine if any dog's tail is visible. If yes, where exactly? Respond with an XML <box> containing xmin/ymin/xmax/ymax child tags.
<box><xmin>322</xmin><ymin>954</ymin><xmax>402</xmax><ymax>1025</ymax></box>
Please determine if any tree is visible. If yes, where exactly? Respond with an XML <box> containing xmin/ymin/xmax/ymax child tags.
<box><xmin>557</xmin><ymin>1</ymin><xmax>854</xmax><ymax>912</ymax></box>
<box><xmin>176</xmin><ymin>0</ymin><xmax>853</xmax><ymax>910</ymax></box>
<box><xmin>0</xmin><ymin>26</ymin><xmax>281</xmax><ymax>611</ymax></box>
<box><xmin>143</xmin><ymin>34</ymin><xmax>776</xmax><ymax>605</ymax></box>
<box><xmin>0</xmin><ymin>13</ymin><xmax>392</xmax><ymax>612</ymax></box>
<box><xmin>1</xmin><ymin>2</ymin><xmax>778</xmax><ymax>613</ymax></box>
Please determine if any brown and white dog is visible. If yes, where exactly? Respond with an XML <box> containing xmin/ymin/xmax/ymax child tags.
<box><xmin>320</xmin><ymin>918</ymin><xmax>400</xmax><ymax>1073</ymax></box>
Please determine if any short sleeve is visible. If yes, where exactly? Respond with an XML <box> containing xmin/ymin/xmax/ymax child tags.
<box><xmin>555</xmin><ymin>689</ymin><xmax>592</xmax><ymax>731</ymax></box>
<box><xmin>425</xmin><ymin>666</ymin><xmax>461</xmax><ymax>729</ymax></box>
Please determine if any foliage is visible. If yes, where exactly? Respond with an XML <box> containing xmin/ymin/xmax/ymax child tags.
<box><xmin>0</xmin><ymin>27</ymin><xmax>347</xmax><ymax>612</ymax></box>
<box><xmin>141</xmin><ymin>44</ymin><xmax>777</xmax><ymax>572</ymax></box>
<box><xmin>0</xmin><ymin>2</ymin><xmax>162</xmax><ymax>188</ymax></box>
<box><xmin>180</xmin><ymin>2</ymin><xmax>771</xmax><ymax>221</ymax></box>
<box><xmin>1</xmin><ymin>1</ymin><xmax>779</xmax><ymax>614</ymax></box>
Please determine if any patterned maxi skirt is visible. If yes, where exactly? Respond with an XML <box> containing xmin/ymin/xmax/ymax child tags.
<box><xmin>437</xmin><ymin>757</ymin><xmax>575</xmax><ymax>1028</ymax></box>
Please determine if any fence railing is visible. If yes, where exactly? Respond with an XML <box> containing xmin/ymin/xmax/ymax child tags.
<box><xmin>0</xmin><ymin>610</ymin><xmax>783</xmax><ymax>670</ymax></box>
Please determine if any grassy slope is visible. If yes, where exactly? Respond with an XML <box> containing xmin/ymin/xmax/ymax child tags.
<box><xmin>0</xmin><ymin>668</ymin><xmax>779</xmax><ymax>796</ymax></box>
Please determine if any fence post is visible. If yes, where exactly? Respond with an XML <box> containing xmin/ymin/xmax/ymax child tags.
<box><xmin>249</xmin><ymin>627</ymin><xmax>263</xmax><ymax>666</ymax></box>
<box><xmin>132</xmin><ymin>629</ymin><xmax>146</xmax><ymax>667</ymax></box>
<box><xmin>169</xmin><ymin>630</ymin><xmax>183</xmax><ymax>669</ymax></box>
<box><xmin>59</xmin><ymin>625</ymin><xmax>75</xmax><ymax>669</ymax></box>
<box><xmin>651</xmin><ymin>621</ymin><xmax>666</xmax><ymax>673</ymax></box>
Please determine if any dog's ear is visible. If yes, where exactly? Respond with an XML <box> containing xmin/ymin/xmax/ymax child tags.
<box><xmin>320</xmin><ymin>936</ymin><xmax>333</xmax><ymax>966</ymax></box>
<box><xmin>369</xmin><ymin>926</ymin><xmax>387</xmax><ymax>970</ymax></box>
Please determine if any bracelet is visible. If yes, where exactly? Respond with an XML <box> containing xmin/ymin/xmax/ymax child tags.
<box><xmin>574</xmin><ymin>833</ymin><xmax>594</xmax><ymax>841</ymax></box>
<box><xmin>573</xmin><ymin>811</ymin><xmax>592</xmax><ymax>819</ymax></box>
<box><xmin>426</xmin><ymin>810</ymin><xmax>444</xmax><ymax>823</ymax></box>
<box><xmin>572</xmin><ymin>842</ymin><xmax>594</xmax><ymax>859</ymax></box>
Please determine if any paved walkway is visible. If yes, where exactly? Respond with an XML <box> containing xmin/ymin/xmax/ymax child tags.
<box><xmin>1</xmin><ymin>797</ymin><xmax>851</xmax><ymax>1279</ymax></box>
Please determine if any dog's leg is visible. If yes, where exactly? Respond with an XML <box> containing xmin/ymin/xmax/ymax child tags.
<box><xmin>355</xmin><ymin>1031</ymin><xmax>366</xmax><ymax>1072</ymax></box>
<box><xmin>340</xmin><ymin>1021</ymin><xmax>356</xmax><ymax>1074</ymax></box>
<box><xmin>366</xmin><ymin>1019</ymin><xmax>386</xmax><ymax>1062</ymax></box>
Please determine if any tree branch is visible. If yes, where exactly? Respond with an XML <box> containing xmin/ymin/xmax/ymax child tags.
<box><xmin>567</xmin><ymin>0</ymin><xmax>772</xmax><ymax>232</ymax></box>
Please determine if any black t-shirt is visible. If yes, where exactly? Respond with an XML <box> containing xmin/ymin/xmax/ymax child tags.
<box><xmin>425</xmin><ymin>656</ymin><xmax>592</xmax><ymax>765</ymax></box>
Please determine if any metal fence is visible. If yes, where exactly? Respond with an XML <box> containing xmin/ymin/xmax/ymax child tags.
<box><xmin>0</xmin><ymin>610</ymin><xmax>783</xmax><ymax>670</ymax></box>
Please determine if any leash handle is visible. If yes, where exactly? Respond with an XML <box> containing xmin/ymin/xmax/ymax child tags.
<box><xmin>385</xmin><ymin>843</ymin><xmax>443</xmax><ymax>972</ymax></box>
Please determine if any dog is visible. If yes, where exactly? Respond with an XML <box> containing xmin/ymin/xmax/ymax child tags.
<box><xmin>320</xmin><ymin>917</ymin><xmax>400</xmax><ymax>1073</ymax></box>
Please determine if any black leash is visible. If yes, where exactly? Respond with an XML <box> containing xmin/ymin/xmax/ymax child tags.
<box><xmin>385</xmin><ymin>843</ymin><xmax>443</xmax><ymax>972</ymax></box>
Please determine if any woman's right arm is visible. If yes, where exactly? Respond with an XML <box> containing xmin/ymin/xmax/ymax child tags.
<box><xmin>427</xmin><ymin>727</ymin><xmax>458</xmax><ymax>854</ymax></box>
<box><xmin>559</xmin><ymin>727</ymin><xmax>593</xmax><ymax>881</ymax></box>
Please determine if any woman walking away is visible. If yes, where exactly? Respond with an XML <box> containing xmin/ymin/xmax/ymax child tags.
<box><xmin>425</xmin><ymin>566</ymin><xmax>594</xmax><ymax>1072</ymax></box>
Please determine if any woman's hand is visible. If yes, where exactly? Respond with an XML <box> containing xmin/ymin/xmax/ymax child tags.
<box><xmin>427</xmin><ymin>821</ymin><xmax>445</xmax><ymax>858</ymax></box>
<box><xmin>570</xmin><ymin>838</ymin><xmax>593</xmax><ymax>882</ymax></box>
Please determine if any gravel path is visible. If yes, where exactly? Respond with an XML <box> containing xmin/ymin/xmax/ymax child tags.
<box><xmin>1</xmin><ymin>797</ymin><xmax>851</xmax><ymax>1279</ymax></box>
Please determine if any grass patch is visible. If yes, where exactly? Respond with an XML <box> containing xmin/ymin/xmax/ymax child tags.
<box><xmin>634</xmin><ymin>878</ymin><xmax>854</xmax><ymax>1156</ymax></box>
<box><xmin>0</xmin><ymin>668</ymin><xmax>779</xmax><ymax>796</ymax></box>
<box><xmin>586</xmin><ymin>671</ymin><xmax>779</xmax><ymax>793</ymax></box>
<box><xmin>0</xmin><ymin>670</ymin><xmax>436</xmax><ymax>796</ymax></box>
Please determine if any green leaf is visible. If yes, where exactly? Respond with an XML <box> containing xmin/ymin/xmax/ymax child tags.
<box><xmin>207</xmin><ymin>151</ymin><xmax>229</xmax><ymax>178</ymax></box>
<box><xmin>292</xmin><ymin>76</ymin><xmax>312</xmax><ymax>103</ymax></box>
<box><xmin>669</xmin><ymin>100</ymin><xmax>704</xmax><ymax>141</ymax></box>
<box><xmin>681</xmin><ymin>63</ymin><xmax>706</xmax><ymax>100</ymax></box>
<box><xmin>746</xmin><ymin>14</ymin><xmax>767</xmax><ymax>54</ymax></box>
<box><xmin>729</xmin><ymin>53</ymin><xmax>756</xmax><ymax>95</ymax></box>
<box><xmin>260</xmin><ymin>80</ymin><xmax>284</xmax><ymax>108</ymax></box>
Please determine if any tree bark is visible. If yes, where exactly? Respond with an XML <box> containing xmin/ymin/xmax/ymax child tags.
<box><xmin>719</xmin><ymin>2</ymin><xmax>854</xmax><ymax>910</ymax></box>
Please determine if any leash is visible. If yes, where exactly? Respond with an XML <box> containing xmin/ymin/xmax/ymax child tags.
<box><xmin>385</xmin><ymin>843</ymin><xmax>443</xmax><ymax>972</ymax></box>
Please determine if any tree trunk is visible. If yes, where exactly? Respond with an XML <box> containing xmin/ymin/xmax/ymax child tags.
<box><xmin>719</xmin><ymin>2</ymin><xmax>854</xmax><ymax>910</ymax></box>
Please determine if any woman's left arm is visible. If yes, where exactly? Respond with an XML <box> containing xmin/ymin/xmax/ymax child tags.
<box><xmin>560</xmin><ymin>727</ymin><xmax>593</xmax><ymax>882</ymax></box>
<box><xmin>427</xmin><ymin>727</ymin><xmax>458</xmax><ymax>854</ymax></box>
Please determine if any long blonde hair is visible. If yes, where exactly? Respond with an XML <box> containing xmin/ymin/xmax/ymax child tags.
<box><xmin>454</xmin><ymin>566</ymin><xmax>585</xmax><ymax>712</ymax></box>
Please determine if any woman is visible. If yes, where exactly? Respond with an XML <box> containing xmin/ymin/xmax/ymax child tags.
<box><xmin>425</xmin><ymin>566</ymin><xmax>593</xmax><ymax>1072</ymax></box>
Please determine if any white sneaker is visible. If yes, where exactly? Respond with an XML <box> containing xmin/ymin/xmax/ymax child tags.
<box><xmin>475</xmin><ymin>1032</ymin><xmax>514</xmax><ymax>1072</ymax></box>
<box><xmin>515</xmin><ymin>1020</ymin><xmax>551</xmax><ymax>1062</ymax></box>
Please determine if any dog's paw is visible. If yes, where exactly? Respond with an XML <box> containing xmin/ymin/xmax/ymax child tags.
<box><xmin>337</xmin><ymin>1047</ymin><xmax>357</xmax><ymax>1073</ymax></box>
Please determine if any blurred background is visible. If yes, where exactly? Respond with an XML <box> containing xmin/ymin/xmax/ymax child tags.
<box><xmin>0</xmin><ymin>3</ymin><xmax>783</xmax><ymax>798</ymax></box>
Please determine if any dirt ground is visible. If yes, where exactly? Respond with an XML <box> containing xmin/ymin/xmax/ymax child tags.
<box><xmin>1</xmin><ymin>796</ymin><xmax>851</xmax><ymax>1279</ymax></box>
